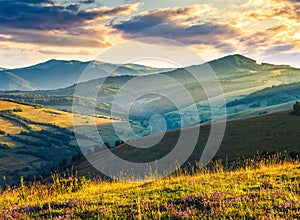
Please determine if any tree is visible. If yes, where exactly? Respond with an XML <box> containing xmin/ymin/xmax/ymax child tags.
<box><xmin>292</xmin><ymin>101</ymin><xmax>300</xmax><ymax>115</ymax></box>
<box><xmin>104</xmin><ymin>142</ymin><xmax>111</xmax><ymax>148</ymax></box>
<box><xmin>115</xmin><ymin>140</ymin><xmax>124</xmax><ymax>147</ymax></box>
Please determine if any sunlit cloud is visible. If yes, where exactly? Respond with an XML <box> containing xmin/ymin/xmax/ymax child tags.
<box><xmin>0</xmin><ymin>0</ymin><xmax>300</xmax><ymax>68</ymax></box>
<box><xmin>0</xmin><ymin>1</ymin><xmax>141</xmax><ymax>46</ymax></box>
<box><xmin>113</xmin><ymin>5</ymin><xmax>241</xmax><ymax>55</ymax></box>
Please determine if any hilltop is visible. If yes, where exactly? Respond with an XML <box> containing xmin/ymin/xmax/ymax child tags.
<box><xmin>209</xmin><ymin>54</ymin><xmax>291</xmax><ymax>73</ymax></box>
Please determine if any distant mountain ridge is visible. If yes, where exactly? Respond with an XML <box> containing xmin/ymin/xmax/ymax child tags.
<box><xmin>0</xmin><ymin>72</ymin><xmax>35</xmax><ymax>91</ymax></box>
<box><xmin>0</xmin><ymin>60</ymin><xmax>171</xmax><ymax>91</ymax></box>
<box><xmin>0</xmin><ymin>54</ymin><xmax>298</xmax><ymax>92</ymax></box>
<box><xmin>2</xmin><ymin>54</ymin><xmax>300</xmax><ymax>125</ymax></box>
<box><xmin>1</xmin><ymin>54</ymin><xmax>300</xmax><ymax>121</ymax></box>
<box><xmin>45</xmin><ymin>54</ymin><xmax>300</xmax><ymax>97</ymax></box>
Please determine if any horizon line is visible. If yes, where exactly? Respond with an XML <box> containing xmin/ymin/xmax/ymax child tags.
<box><xmin>0</xmin><ymin>53</ymin><xmax>297</xmax><ymax>70</ymax></box>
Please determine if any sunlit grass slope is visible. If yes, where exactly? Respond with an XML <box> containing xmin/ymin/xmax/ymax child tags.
<box><xmin>0</xmin><ymin>159</ymin><xmax>299</xmax><ymax>219</ymax></box>
<box><xmin>0</xmin><ymin>100</ymin><xmax>113</xmax><ymax>131</ymax></box>
<box><xmin>0</xmin><ymin>100</ymin><xmax>117</xmax><ymax>185</ymax></box>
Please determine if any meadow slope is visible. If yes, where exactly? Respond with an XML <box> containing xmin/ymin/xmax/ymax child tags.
<box><xmin>72</xmin><ymin>109</ymin><xmax>300</xmax><ymax>179</ymax></box>
<box><xmin>0</xmin><ymin>100</ymin><xmax>116</xmax><ymax>185</ymax></box>
<box><xmin>0</xmin><ymin>159</ymin><xmax>299</xmax><ymax>219</ymax></box>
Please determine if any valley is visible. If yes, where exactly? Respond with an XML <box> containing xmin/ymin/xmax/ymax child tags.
<box><xmin>1</xmin><ymin>54</ymin><xmax>300</xmax><ymax>185</ymax></box>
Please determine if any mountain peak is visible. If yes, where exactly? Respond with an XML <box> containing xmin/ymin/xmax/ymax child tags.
<box><xmin>44</xmin><ymin>59</ymin><xmax>90</xmax><ymax>65</ymax></box>
<box><xmin>218</xmin><ymin>54</ymin><xmax>256</xmax><ymax>63</ymax></box>
<box><xmin>208</xmin><ymin>54</ymin><xmax>258</xmax><ymax>71</ymax></box>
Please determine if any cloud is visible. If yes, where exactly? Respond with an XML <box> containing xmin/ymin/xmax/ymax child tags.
<box><xmin>237</xmin><ymin>22</ymin><xmax>298</xmax><ymax>55</ymax></box>
<box><xmin>113</xmin><ymin>5</ymin><xmax>241</xmax><ymax>53</ymax></box>
<box><xmin>258</xmin><ymin>51</ymin><xmax>300</xmax><ymax>68</ymax></box>
<box><xmin>80</xmin><ymin>0</ymin><xmax>95</xmax><ymax>4</ymax></box>
<box><xmin>112</xmin><ymin>2</ymin><xmax>300</xmax><ymax>56</ymax></box>
<box><xmin>16</xmin><ymin>0</ymin><xmax>53</xmax><ymax>3</ymax></box>
<box><xmin>1</xmin><ymin>0</ymin><xmax>300</xmax><ymax>68</ymax></box>
<box><xmin>1</xmin><ymin>27</ymin><xmax>113</xmax><ymax>47</ymax></box>
<box><xmin>264</xmin><ymin>44</ymin><xmax>295</xmax><ymax>54</ymax></box>
<box><xmin>39</xmin><ymin>49</ymin><xmax>92</xmax><ymax>55</ymax></box>
<box><xmin>245</xmin><ymin>0</ymin><xmax>300</xmax><ymax>21</ymax></box>
<box><xmin>0</xmin><ymin>1</ymin><xmax>140</xmax><ymax>47</ymax></box>
<box><xmin>0</xmin><ymin>1</ymin><xmax>139</xmax><ymax>31</ymax></box>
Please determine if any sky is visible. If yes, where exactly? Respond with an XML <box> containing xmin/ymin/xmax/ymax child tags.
<box><xmin>0</xmin><ymin>0</ymin><xmax>300</xmax><ymax>68</ymax></box>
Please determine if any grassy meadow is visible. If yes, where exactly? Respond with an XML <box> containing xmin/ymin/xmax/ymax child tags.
<box><xmin>0</xmin><ymin>156</ymin><xmax>299</xmax><ymax>219</ymax></box>
<box><xmin>0</xmin><ymin>100</ymin><xmax>300</xmax><ymax>219</ymax></box>
<box><xmin>0</xmin><ymin>100</ymin><xmax>113</xmax><ymax>130</ymax></box>
<box><xmin>0</xmin><ymin>100</ymin><xmax>118</xmax><ymax>185</ymax></box>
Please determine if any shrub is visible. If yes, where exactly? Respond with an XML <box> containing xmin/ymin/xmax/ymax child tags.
<box><xmin>13</xmin><ymin>108</ymin><xmax>23</xmax><ymax>112</ymax></box>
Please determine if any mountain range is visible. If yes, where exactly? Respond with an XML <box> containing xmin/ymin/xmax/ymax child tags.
<box><xmin>52</xmin><ymin>54</ymin><xmax>300</xmax><ymax>119</ymax></box>
<box><xmin>1</xmin><ymin>54</ymin><xmax>299</xmax><ymax>93</ymax></box>
<box><xmin>1</xmin><ymin>54</ymin><xmax>300</xmax><ymax>126</ymax></box>
<box><xmin>0</xmin><ymin>60</ymin><xmax>172</xmax><ymax>91</ymax></box>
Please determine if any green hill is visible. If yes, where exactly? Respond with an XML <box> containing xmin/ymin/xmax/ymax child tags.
<box><xmin>228</xmin><ymin>82</ymin><xmax>300</xmax><ymax>109</ymax></box>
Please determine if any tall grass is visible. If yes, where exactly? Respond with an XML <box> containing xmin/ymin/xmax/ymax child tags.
<box><xmin>0</xmin><ymin>153</ymin><xmax>299</xmax><ymax>219</ymax></box>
